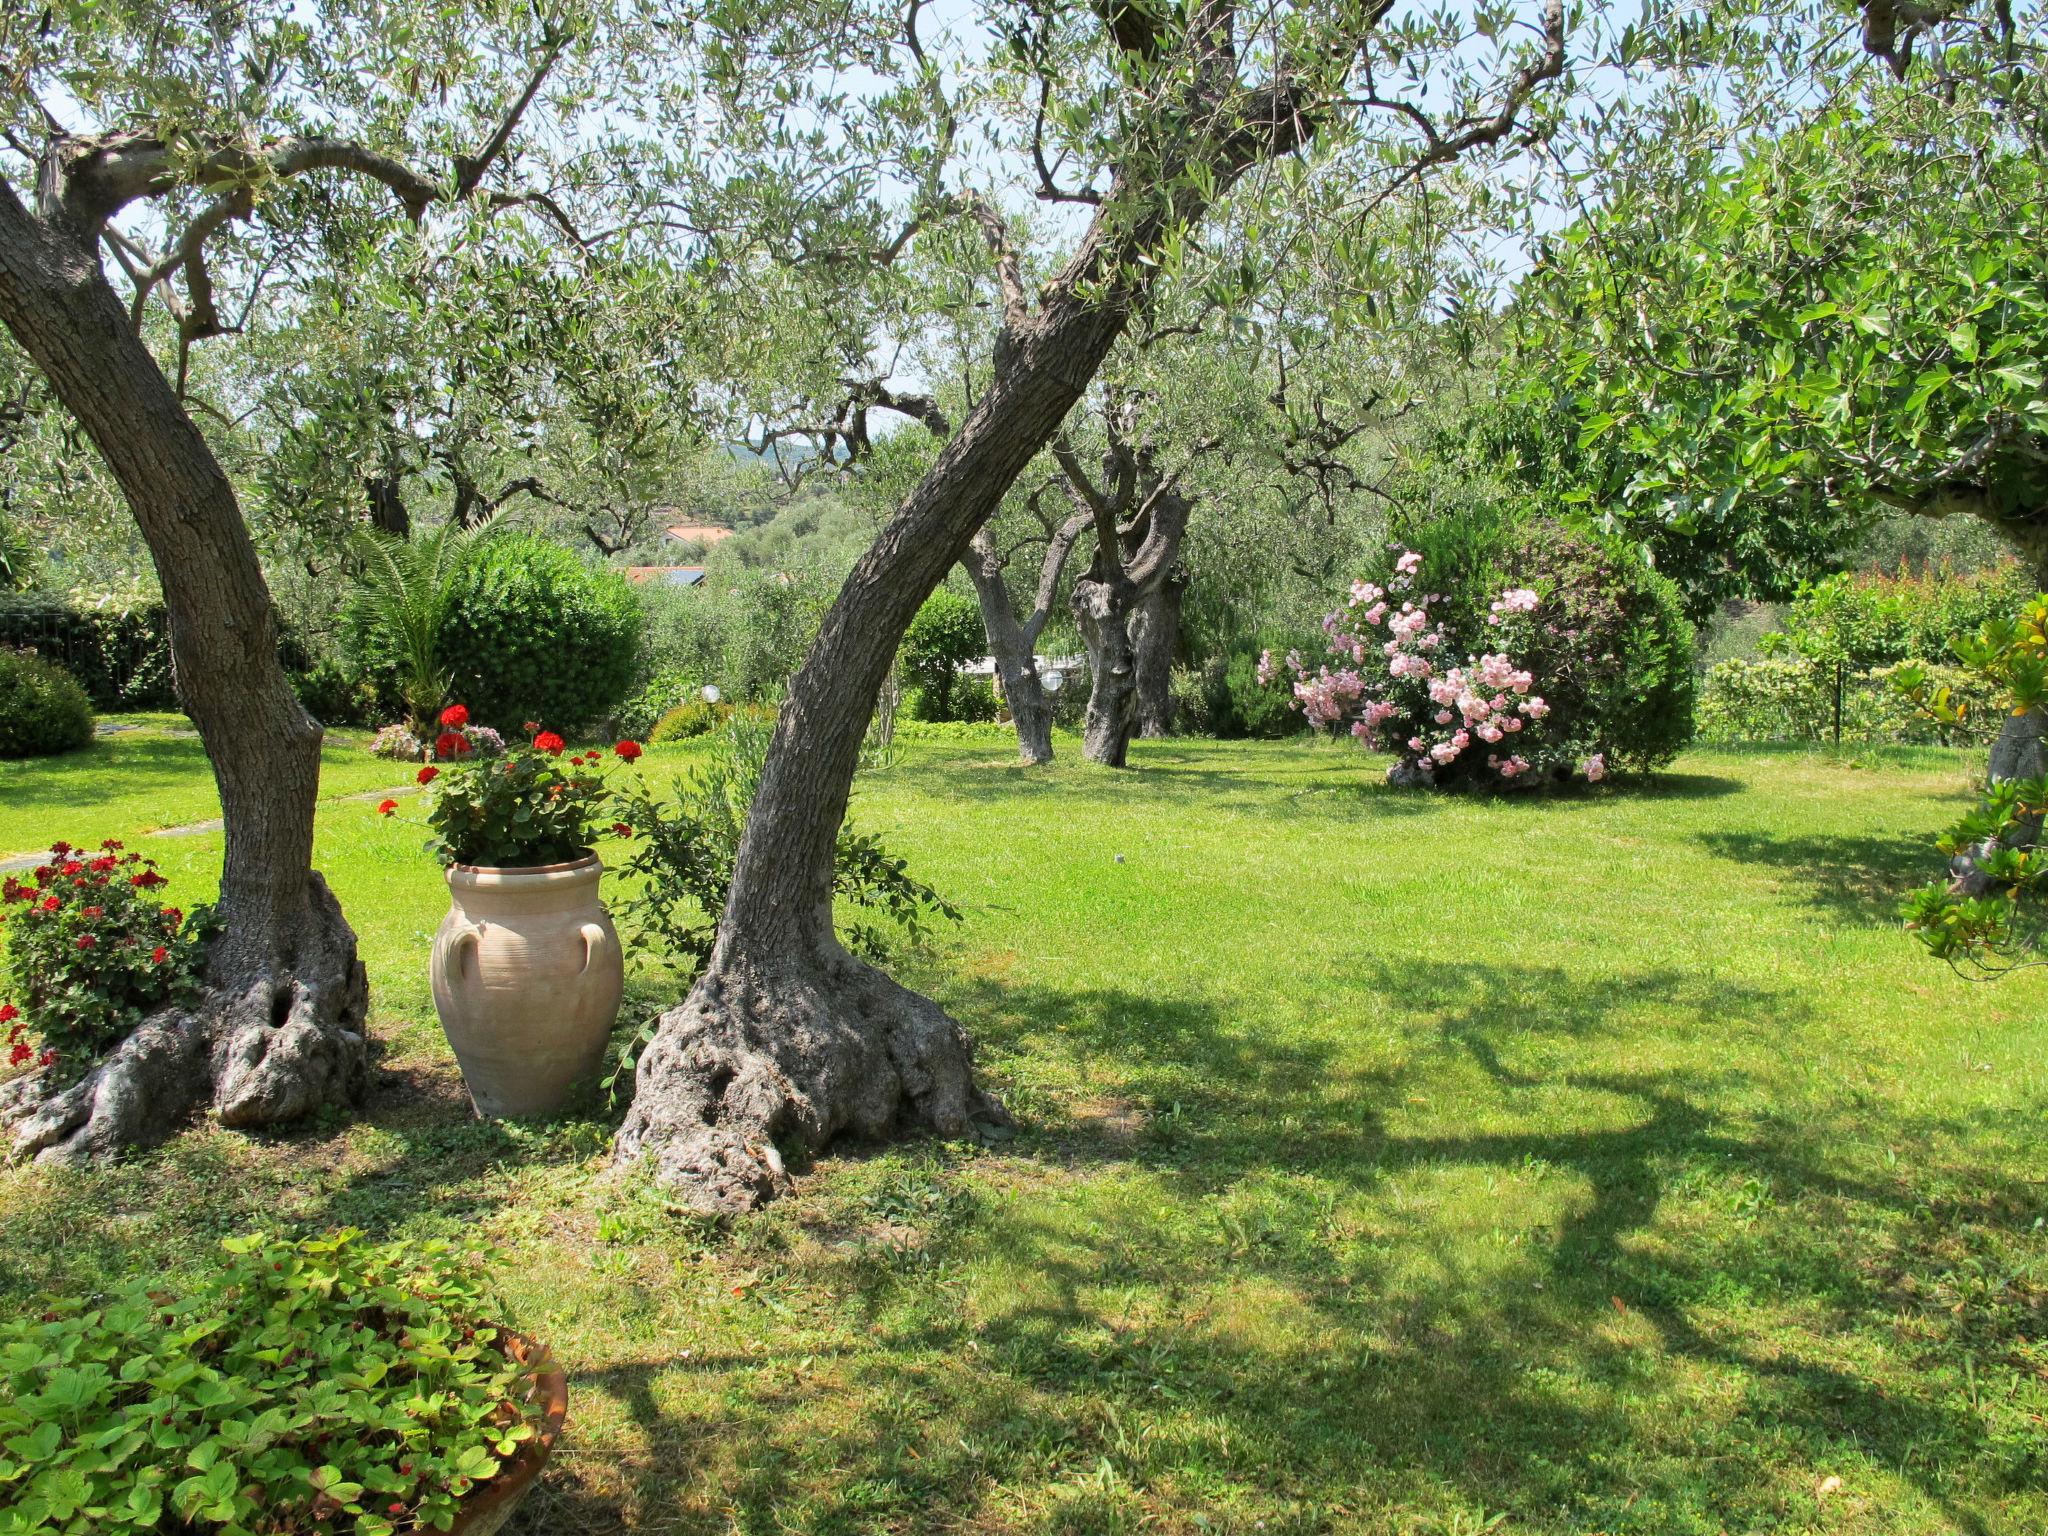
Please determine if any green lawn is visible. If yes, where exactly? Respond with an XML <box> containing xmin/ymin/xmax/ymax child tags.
<box><xmin>0</xmin><ymin>716</ymin><xmax>411</xmax><ymax>862</ymax></box>
<box><xmin>3</xmin><ymin>723</ymin><xmax>2045</xmax><ymax>1535</ymax></box>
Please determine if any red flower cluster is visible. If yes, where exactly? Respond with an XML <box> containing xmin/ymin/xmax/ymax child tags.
<box><xmin>434</xmin><ymin>731</ymin><xmax>473</xmax><ymax>761</ymax></box>
<box><xmin>439</xmin><ymin>703</ymin><xmax>470</xmax><ymax>728</ymax></box>
<box><xmin>2</xmin><ymin>842</ymin><xmax>191</xmax><ymax>1075</ymax></box>
<box><xmin>417</xmin><ymin>765</ymin><xmax>439</xmax><ymax>786</ymax></box>
<box><xmin>614</xmin><ymin>739</ymin><xmax>643</xmax><ymax>762</ymax></box>
<box><xmin>533</xmin><ymin>731</ymin><xmax>566</xmax><ymax>755</ymax></box>
<box><xmin>377</xmin><ymin>799</ymin><xmax>399</xmax><ymax>817</ymax></box>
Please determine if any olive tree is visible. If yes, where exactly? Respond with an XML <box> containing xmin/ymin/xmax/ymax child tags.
<box><xmin>612</xmin><ymin>0</ymin><xmax>1575</xmax><ymax>1208</ymax></box>
<box><xmin>0</xmin><ymin>3</ymin><xmax>627</xmax><ymax>1159</ymax></box>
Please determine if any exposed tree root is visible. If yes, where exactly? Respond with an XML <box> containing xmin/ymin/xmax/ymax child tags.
<box><xmin>2</xmin><ymin>875</ymin><xmax>369</xmax><ymax>1166</ymax></box>
<box><xmin>613</xmin><ymin>946</ymin><xmax>1007</xmax><ymax>1213</ymax></box>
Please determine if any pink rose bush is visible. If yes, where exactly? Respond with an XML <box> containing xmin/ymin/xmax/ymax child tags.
<box><xmin>1265</xmin><ymin>521</ymin><xmax>1698</xmax><ymax>789</ymax></box>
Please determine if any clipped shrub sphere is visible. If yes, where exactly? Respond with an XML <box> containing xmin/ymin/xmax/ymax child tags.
<box><xmin>441</xmin><ymin>535</ymin><xmax>642</xmax><ymax>735</ymax></box>
<box><xmin>0</xmin><ymin>648</ymin><xmax>94</xmax><ymax>759</ymax></box>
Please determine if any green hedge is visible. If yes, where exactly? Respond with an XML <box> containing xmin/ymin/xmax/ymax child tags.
<box><xmin>0</xmin><ymin>596</ymin><xmax>173</xmax><ymax>711</ymax></box>
<box><xmin>1698</xmin><ymin>656</ymin><xmax>2002</xmax><ymax>746</ymax></box>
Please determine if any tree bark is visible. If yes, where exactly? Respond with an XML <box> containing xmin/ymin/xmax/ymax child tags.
<box><xmin>965</xmin><ymin>550</ymin><xmax>1056</xmax><ymax>765</ymax></box>
<box><xmin>0</xmin><ymin>178</ymin><xmax>367</xmax><ymax>1163</ymax></box>
<box><xmin>1131</xmin><ymin>563</ymin><xmax>1186</xmax><ymax>737</ymax></box>
<box><xmin>1073</xmin><ymin>564</ymin><xmax>1140</xmax><ymax>767</ymax></box>
<box><xmin>960</xmin><ymin>514</ymin><xmax>1089</xmax><ymax>766</ymax></box>
<box><xmin>614</xmin><ymin>243</ymin><xmax>1142</xmax><ymax>1210</ymax></box>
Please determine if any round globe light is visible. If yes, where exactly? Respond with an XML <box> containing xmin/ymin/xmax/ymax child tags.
<box><xmin>1042</xmin><ymin>669</ymin><xmax>1065</xmax><ymax>694</ymax></box>
<box><xmin>701</xmin><ymin>684</ymin><xmax>723</xmax><ymax>704</ymax></box>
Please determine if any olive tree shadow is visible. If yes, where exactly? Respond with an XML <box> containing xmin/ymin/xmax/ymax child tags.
<box><xmin>497</xmin><ymin>959</ymin><xmax>2039</xmax><ymax>1531</ymax></box>
<box><xmin>1696</xmin><ymin>827</ymin><xmax>1940</xmax><ymax>926</ymax></box>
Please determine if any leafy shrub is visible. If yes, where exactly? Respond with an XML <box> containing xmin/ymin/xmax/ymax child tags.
<box><xmin>394</xmin><ymin>706</ymin><xmax>641</xmax><ymax>868</ymax></box>
<box><xmin>1895</xmin><ymin>595</ymin><xmax>2048</xmax><ymax>979</ymax></box>
<box><xmin>618</xmin><ymin>665</ymin><xmax>703</xmax><ymax>739</ymax></box>
<box><xmin>0</xmin><ymin>597</ymin><xmax>173</xmax><ymax>711</ymax></box>
<box><xmin>1</xmin><ymin>842</ymin><xmax>208</xmax><ymax>1078</ymax></box>
<box><xmin>649</xmin><ymin>696</ymin><xmax>732</xmax><ymax>742</ymax></box>
<box><xmin>1270</xmin><ymin>518</ymin><xmax>1695</xmax><ymax>787</ymax></box>
<box><xmin>614</xmin><ymin>710</ymin><xmax>959</xmax><ymax>973</ymax></box>
<box><xmin>440</xmin><ymin>535</ymin><xmax>641</xmax><ymax>734</ymax></box>
<box><xmin>636</xmin><ymin>564</ymin><xmax>837</xmax><ymax>702</ymax></box>
<box><xmin>0</xmin><ymin>1229</ymin><xmax>547</xmax><ymax>1536</ymax></box>
<box><xmin>1699</xmin><ymin>657</ymin><xmax>2001</xmax><ymax>746</ymax></box>
<box><xmin>289</xmin><ymin>655</ymin><xmax>386</xmax><ymax>728</ymax></box>
<box><xmin>1763</xmin><ymin>560</ymin><xmax>2037</xmax><ymax>671</ymax></box>
<box><xmin>893</xmin><ymin>719</ymin><xmax>1018</xmax><ymax>742</ymax></box>
<box><xmin>902</xmin><ymin>591</ymin><xmax>985</xmax><ymax>721</ymax></box>
<box><xmin>0</xmin><ymin>648</ymin><xmax>93</xmax><ymax>759</ymax></box>
<box><xmin>953</xmin><ymin>675</ymin><xmax>999</xmax><ymax>724</ymax></box>
<box><xmin>1210</xmin><ymin>646</ymin><xmax>1307</xmax><ymax>739</ymax></box>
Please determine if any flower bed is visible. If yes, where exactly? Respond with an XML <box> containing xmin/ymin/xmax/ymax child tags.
<box><xmin>0</xmin><ymin>1230</ymin><xmax>553</xmax><ymax>1535</ymax></box>
<box><xmin>1</xmin><ymin>842</ymin><xmax>208</xmax><ymax>1080</ymax></box>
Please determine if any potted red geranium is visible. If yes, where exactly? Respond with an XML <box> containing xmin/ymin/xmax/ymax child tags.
<box><xmin>384</xmin><ymin>707</ymin><xmax>642</xmax><ymax>1119</ymax></box>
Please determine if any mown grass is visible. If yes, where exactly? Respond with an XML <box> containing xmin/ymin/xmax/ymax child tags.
<box><xmin>2</xmin><ymin>721</ymin><xmax>2045</xmax><ymax>1535</ymax></box>
<box><xmin>0</xmin><ymin>715</ymin><xmax>406</xmax><ymax>861</ymax></box>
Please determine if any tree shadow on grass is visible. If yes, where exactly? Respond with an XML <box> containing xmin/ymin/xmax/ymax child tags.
<box><xmin>1696</xmin><ymin>827</ymin><xmax>1939</xmax><ymax>926</ymax></box>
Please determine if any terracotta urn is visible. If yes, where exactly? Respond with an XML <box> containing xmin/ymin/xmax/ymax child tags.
<box><xmin>431</xmin><ymin>852</ymin><xmax>623</xmax><ymax>1118</ymax></box>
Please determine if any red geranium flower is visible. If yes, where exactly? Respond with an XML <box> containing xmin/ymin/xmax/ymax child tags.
<box><xmin>40</xmin><ymin>896</ymin><xmax>58</xmax><ymax>913</ymax></box>
<box><xmin>48</xmin><ymin>842</ymin><xmax>71</xmax><ymax>856</ymax></box>
<box><xmin>151</xmin><ymin>946</ymin><xmax>168</xmax><ymax>965</ymax></box>
<box><xmin>37</xmin><ymin>1049</ymin><xmax>54</xmax><ymax>1068</ymax></box>
<box><xmin>377</xmin><ymin>799</ymin><xmax>399</xmax><ymax>816</ymax></box>
<box><xmin>8</xmin><ymin>1042</ymin><xmax>29</xmax><ymax>1067</ymax></box>
<box><xmin>417</xmin><ymin>765</ymin><xmax>439</xmax><ymax>785</ymax></box>
<box><xmin>615</xmin><ymin>739</ymin><xmax>643</xmax><ymax>761</ymax></box>
<box><xmin>533</xmin><ymin>731</ymin><xmax>566</xmax><ymax>755</ymax></box>
<box><xmin>75</xmin><ymin>934</ymin><xmax>95</xmax><ymax>950</ymax></box>
<box><xmin>439</xmin><ymin>703</ymin><xmax>470</xmax><ymax>728</ymax></box>
<box><xmin>611</xmin><ymin>822</ymin><xmax>633</xmax><ymax>838</ymax></box>
<box><xmin>0</xmin><ymin>1003</ymin><xmax>17</xmax><ymax>1024</ymax></box>
<box><xmin>131</xmin><ymin>869</ymin><xmax>166</xmax><ymax>889</ymax></box>
<box><xmin>434</xmin><ymin>732</ymin><xmax>471</xmax><ymax>760</ymax></box>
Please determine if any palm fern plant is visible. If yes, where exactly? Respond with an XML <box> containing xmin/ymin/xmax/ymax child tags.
<box><xmin>349</xmin><ymin>520</ymin><xmax>491</xmax><ymax>734</ymax></box>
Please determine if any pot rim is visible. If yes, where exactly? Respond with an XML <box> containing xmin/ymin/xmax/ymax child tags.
<box><xmin>448</xmin><ymin>1327</ymin><xmax>569</xmax><ymax>1534</ymax></box>
<box><xmin>445</xmin><ymin>850</ymin><xmax>603</xmax><ymax>889</ymax></box>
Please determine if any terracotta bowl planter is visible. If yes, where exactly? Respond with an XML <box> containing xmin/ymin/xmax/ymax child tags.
<box><xmin>451</xmin><ymin>1331</ymin><xmax>569</xmax><ymax>1536</ymax></box>
<box><xmin>431</xmin><ymin>851</ymin><xmax>624</xmax><ymax>1118</ymax></box>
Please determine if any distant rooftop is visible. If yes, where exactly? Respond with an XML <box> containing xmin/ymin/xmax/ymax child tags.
<box><xmin>662</xmin><ymin>523</ymin><xmax>735</xmax><ymax>545</ymax></box>
<box><xmin>625</xmin><ymin>565</ymin><xmax>707</xmax><ymax>587</ymax></box>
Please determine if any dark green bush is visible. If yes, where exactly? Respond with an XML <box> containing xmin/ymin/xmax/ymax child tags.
<box><xmin>902</xmin><ymin>590</ymin><xmax>985</xmax><ymax>720</ymax></box>
<box><xmin>0</xmin><ymin>648</ymin><xmax>94</xmax><ymax>758</ymax></box>
<box><xmin>1206</xmin><ymin>644</ymin><xmax>1308</xmax><ymax>739</ymax></box>
<box><xmin>0</xmin><ymin>597</ymin><xmax>173</xmax><ymax>710</ymax></box>
<box><xmin>440</xmin><ymin>535</ymin><xmax>641</xmax><ymax>734</ymax></box>
<box><xmin>1496</xmin><ymin>520</ymin><xmax>1698</xmax><ymax>773</ymax></box>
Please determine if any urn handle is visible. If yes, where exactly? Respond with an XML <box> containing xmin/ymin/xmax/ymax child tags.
<box><xmin>578</xmin><ymin>921</ymin><xmax>610</xmax><ymax>976</ymax></box>
<box><xmin>442</xmin><ymin>924</ymin><xmax>481</xmax><ymax>991</ymax></box>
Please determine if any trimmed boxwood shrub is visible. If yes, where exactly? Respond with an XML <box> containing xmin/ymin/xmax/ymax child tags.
<box><xmin>440</xmin><ymin>535</ymin><xmax>641</xmax><ymax>735</ymax></box>
<box><xmin>0</xmin><ymin>648</ymin><xmax>94</xmax><ymax>758</ymax></box>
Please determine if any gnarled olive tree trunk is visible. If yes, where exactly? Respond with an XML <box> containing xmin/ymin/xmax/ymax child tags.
<box><xmin>614</xmin><ymin>255</ymin><xmax>1144</xmax><ymax>1209</ymax></box>
<box><xmin>1131</xmin><ymin>565</ymin><xmax>1186</xmax><ymax>738</ymax></box>
<box><xmin>962</xmin><ymin>514</ymin><xmax>1091</xmax><ymax>766</ymax></box>
<box><xmin>0</xmin><ymin>178</ymin><xmax>367</xmax><ymax>1164</ymax></box>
